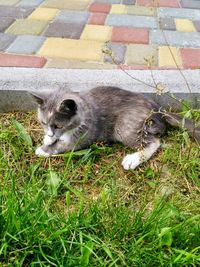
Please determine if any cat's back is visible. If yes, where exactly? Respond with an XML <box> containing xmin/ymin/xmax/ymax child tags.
<box><xmin>83</xmin><ymin>86</ymin><xmax>157</xmax><ymax>112</ymax></box>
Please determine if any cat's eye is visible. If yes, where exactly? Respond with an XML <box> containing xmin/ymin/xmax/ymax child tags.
<box><xmin>54</xmin><ymin>124</ymin><xmax>63</xmax><ymax>129</ymax></box>
<box><xmin>41</xmin><ymin>121</ymin><xmax>47</xmax><ymax>125</ymax></box>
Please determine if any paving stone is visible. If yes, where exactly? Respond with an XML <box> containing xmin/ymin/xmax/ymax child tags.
<box><xmin>122</xmin><ymin>0</ymin><xmax>136</xmax><ymax>5</ymax></box>
<box><xmin>117</xmin><ymin>64</ymin><xmax>179</xmax><ymax>70</ymax></box>
<box><xmin>159</xmin><ymin>46</ymin><xmax>182</xmax><ymax>68</ymax></box>
<box><xmin>150</xmin><ymin>30</ymin><xmax>200</xmax><ymax>48</ymax></box>
<box><xmin>103</xmin><ymin>42</ymin><xmax>126</xmax><ymax>64</ymax></box>
<box><xmin>54</xmin><ymin>10</ymin><xmax>89</xmax><ymax>24</ymax></box>
<box><xmin>28</xmin><ymin>8</ymin><xmax>59</xmax><ymax>21</ymax></box>
<box><xmin>193</xmin><ymin>21</ymin><xmax>200</xmax><ymax>32</ymax></box>
<box><xmin>0</xmin><ymin>53</ymin><xmax>46</xmax><ymax>67</ymax></box>
<box><xmin>158</xmin><ymin>18</ymin><xmax>176</xmax><ymax>31</ymax></box>
<box><xmin>111</xmin><ymin>27</ymin><xmax>149</xmax><ymax>44</ymax></box>
<box><xmin>6</xmin><ymin>19</ymin><xmax>48</xmax><ymax>36</ymax></box>
<box><xmin>126</xmin><ymin>44</ymin><xmax>158</xmax><ymax>65</ymax></box>
<box><xmin>0</xmin><ymin>17</ymin><xmax>14</xmax><ymax>32</ymax></box>
<box><xmin>0</xmin><ymin>6</ymin><xmax>34</xmax><ymax>19</ymax></box>
<box><xmin>118</xmin><ymin>64</ymin><xmax>177</xmax><ymax>70</ymax></box>
<box><xmin>43</xmin><ymin>22</ymin><xmax>84</xmax><ymax>39</ymax></box>
<box><xmin>95</xmin><ymin>0</ymin><xmax>121</xmax><ymax>3</ymax></box>
<box><xmin>88</xmin><ymin>2</ymin><xmax>111</xmax><ymax>13</ymax></box>
<box><xmin>137</xmin><ymin>0</ymin><xmax>180</xmax><ymax>8</ymax></box>
<box><xmin>126</xmin><ymin>6</ymin><xmax>156</xmax><ymax>16</ymax></box>
<box><xmin>38</xmin><ymin>38</ymin><xmax>104</xmax><ymax>61</ymax></box>
<box><xmin>81</xmin><ymin>25</ymin><xmax>112</xmax><ymax>41</ymax></box>
<box><xmin>6</xmin><ymin>35</ymin><xmax>45</xmax><ymax>54</ymax></box>
<box><xmin>0</xmin><ymin>33</ymin><xmax>16</xmax><ymax>51</ymax></box>
<box><xmin>175</xmin><ymin>19</ymin><xmax>196</xmax><ymax>32</ymax></box>
<box><xmin>180</xmin><ymin>48</ymin><xmax>200</xmax><ymax>68</ymax></box>
<box><xmin>0</xmin><ymin>0</ymin><xmax>20</xmax><ymax>5</ymax></box>
<box><xmin>110</xmin><ymin>4</ymin><xmax>127</xmax><ymax>14</ymax></box>
<box><xmin>41</xmin><ymin>0</ymin><xmax>90</xmax><ymax>10</ymax></box>
<box><xmin>18</xmin><ymin>0</ymin><xmax>44</xmax><ymax>6</ymax></box>
<box><xmin>158</xmin><ymin>7</ymin><xmax>200</xmax><ymax>20</ymax></box>
<box><xmin>46</xmin><ymin>58</ymin><xmax>116</xmax><ymax>68</ymax></box>
<box><xmin>106</xmin><ymin>14</ymin><xmax>157</xmax><ymax>28</ymax></box>
<box><xmin>117</xmin><ymin>64</ymin><xmax>150</xmax><ymax>70</ymax></box>
<box><xmin>88</xmin><ymin>12</ymin><xmax>107</xmax><ymax>25</ymax></box>
<box><xmin>181</xmin><ymin>0</ymin><xmax>200</xmax><ymax>9</ymax></box>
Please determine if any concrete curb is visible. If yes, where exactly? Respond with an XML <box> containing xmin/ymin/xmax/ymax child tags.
<box><xmin>0</xmin><ymin>67</ymin><xmax>199</xmax><ymax>112</ymax></box>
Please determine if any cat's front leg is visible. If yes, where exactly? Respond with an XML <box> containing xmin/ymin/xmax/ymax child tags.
<box><xmin>35</xmin><ymin>140</ymin><xmax>75</xmax><ymax>157</ymax></box>
<box><xmin>43</xmin><ymin>135</ymin><xmax>57</xmax><ymax>146</ymax></box>
<box><xmin>35</xmin><ymin>145</ymin><xmax>51</xmax><ymax>157</ymax></box>
<box><xmin>35</xmin><ymin>135</ymin><xmax>58</xmax><ymax>157</ymax></box>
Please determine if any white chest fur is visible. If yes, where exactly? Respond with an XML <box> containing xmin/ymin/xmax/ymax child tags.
<box><xmin>59</xmin><ymin>132</ymin><xmax>72</xmax><ymax>145</ymax></box>
<box><xmin>43</xmin><ymin>135</ymin><xmax>57</xmax><ymax>146</ymax></box>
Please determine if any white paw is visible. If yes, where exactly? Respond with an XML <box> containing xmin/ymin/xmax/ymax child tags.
<box><xmin>35</xmin><ymin>146</ymin><xmax>50</xmax><ymax>157</ymax></box>
<box><xmin>122</xmin><ymin>153</ymin><xmax>141</xmax><ymax>170</ymax></box>
<box><xmin>43</xmin><ymin>135</ymin><xmax>57</xmax><ymax>146</ymax></box>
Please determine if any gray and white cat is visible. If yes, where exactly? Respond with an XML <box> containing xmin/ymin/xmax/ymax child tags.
<box><xmin>31</xmin><ymin>87</ymin><xmax>200</xmax><ymax>170</ymax></box>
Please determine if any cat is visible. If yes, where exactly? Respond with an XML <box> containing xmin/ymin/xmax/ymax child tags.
<box><xmin>31</xmin><ymin>86</ymin><xmax>200</xmax><ymax>170</ymax></box>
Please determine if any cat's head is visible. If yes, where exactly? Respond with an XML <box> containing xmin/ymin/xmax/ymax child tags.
<box><xmin>31</xmin><ymin>91</ymin><xmax>81</xmax><ymax>139</ymax></box>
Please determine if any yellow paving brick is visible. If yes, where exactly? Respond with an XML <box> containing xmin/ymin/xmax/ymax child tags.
<box><xmin>38</xmin><ymin>38</ymin><xmax>104</xmax><ymax>61</ymax></box>
<box><xmin>45</xmin><ymin>58</ymin><xmax>116</xmax><ymax>69</ymax></box>
<box><xmin>0</xmin><ymin>0</ymin><xmax>19</xmax><ymax>5</ymax></box>
<box><xmin>159</xmin><ymin>46</ymin><xmax>182</xmax><ymax>68</ymax></box>
<box><xmin>81</xmin><ymin>25</ymin><xmax>112</xmax><ymax>42</ymax></box>
<box><xmin>6</xmin><ymin>19</ymin><xmax>48</xmax><ymax>36</ymax></box>
<box><xmin>175</xmin><ymin>19</ymin><xmax>196</xmax><ymax>32</ymax></box>
<box><xmin>110</xmin><ymin>4</ymin><xmax>127</xmax><ymax>14</ymax></box>
<box><xmin>127</xmin><ymin>6</ymin><xmax>156</xmax><ymax>16</ymax></box>
<box><xmin>28</xmin><ymin>8</ymin><xmax>59</xmax><ymax>21</ymax></box>
<box><xmin>41</xmin><ymin>0</ymin><xmax>90</xmax><ymax>10</ymax></box>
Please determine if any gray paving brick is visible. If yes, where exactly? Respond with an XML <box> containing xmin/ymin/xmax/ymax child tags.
<box><xmin>43</xmin><ymin>22</ymin><xmax>84</xmax><ymax>39</ymax></box>
<box><xmin>18</xmin><ymin>0</ymin><xmax>44</xmax><ymax>6</ymax></box>
<box><xmin>122</xmin><ymin>0</ymin><xmax>136</xmax><ymax>4</ymax></box>
<box><xmin>104</xmin><ymin>43</ymin><xmax>126</xmax><ymax>64</ymax></box>
<box><xmin>150</xmin><ymin>30</ymin><xmax>200</xmax><ymax>48</ymax></box>
<box><xmin>54</xmin><ymin>10</ymin><xmax>89</xmax><ymax>24</ymax></box>
<box><xmin>159</xmin><ymin>18</ymin><xmax>176</xmax><ymax>31</ymax></box>
<box><xmin>0</xmin><ymin>6</ymin><xmax>34</xmax><ymax>19</ymax></box>
<box><xmin>0</xmin><ymin>33</ymin><xmax>16</xmax><ymax>51</ymax></box>
<box><xmin>6</xmin><ymin>35</ymin><xmax>45</xmax><ymax>54</ymax></box>
<box><xmin>106</xmin><ymin>14</ymin><xmax>157</xmax><ymax>28</ymax></box>
<box><xmin>0</xmin><ymin>17</ymin><xmax>14</xmax><ymax>32</ymax></box>
<box><xmin>158</xmin><ymin>7</ymin><xmax>200</xmax><ymax>20</ymax></box>
<box><xmin>181</xmin><ymin>0</ymin><xmax>200</xmax><ymax>9</ymax></box>
<box><xmin>193</xmin><ymin>21</ymin><xmax>200</xmax><ymax>32</ymax></box>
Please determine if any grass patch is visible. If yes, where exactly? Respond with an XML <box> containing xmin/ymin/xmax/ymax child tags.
<box><xmin>0</xmin><ymin>112</ymin><xmax>200</xmax><ymax>266</ymax></box>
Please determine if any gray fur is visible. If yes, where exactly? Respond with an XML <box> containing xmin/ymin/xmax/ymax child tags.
<box><xmin>31</xmin><ymin>87</ymin><xmax>199</xmax><ymax>167</ymax></box>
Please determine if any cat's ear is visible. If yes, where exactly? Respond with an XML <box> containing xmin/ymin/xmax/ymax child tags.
<box><xmin>59</xmin><ymin>99</ymin><xmax>77</xmax><ymax>115</ymax></box>
<box><xmin>29</xmin><ymin>91</ymin><xmax>45</xmax><ymax>105</ymax></box>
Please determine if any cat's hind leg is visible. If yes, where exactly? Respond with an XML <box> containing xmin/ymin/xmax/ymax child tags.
<box><xmin>122</xmin><ymin>138</ymin><xmax>160</xmax><ymax>170</ymax></box>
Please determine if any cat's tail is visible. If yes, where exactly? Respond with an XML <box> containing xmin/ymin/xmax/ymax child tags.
<box><xmin>163</xmin><ymin>112</ymin><xmax>200</xmax><ymax>144</ymax></box>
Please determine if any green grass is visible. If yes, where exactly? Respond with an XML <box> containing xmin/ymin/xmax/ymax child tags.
<box><xmin>0</xmin><ymin>112</ymin><xmax>200</xmax><ymax>266</ymax></box>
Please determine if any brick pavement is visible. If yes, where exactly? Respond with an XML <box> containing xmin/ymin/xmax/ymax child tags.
<box><xmin>0</xmin><ymin>0</ymin><xmax>200</xmax><ymax>69</ymax></box>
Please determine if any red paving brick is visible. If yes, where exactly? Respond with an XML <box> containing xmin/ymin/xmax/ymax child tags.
<box><xmin>0</xmin><ymin>53</ymin><xmax>47</xmax><ymax>68</ymax></box>
<box><xmin>88</xmin><ymin>12</ymin><xmax>107</xmax><ymax>25</ymax></box>
<box><xmin>88</xmin><ymin>3</ymin><xmax>111</xmax><ymax>13</ymax></box>
<box><xmin>111</xmin><ymin>27</ymin><xmax>149</xmax><ymax>44</ymax></box>
<box><xmin>137</xmin><ymin>0</ymin><xmax>180</xmax><ymax>8</ymax></box>
<box><xmin>180</xmin><ymin>48</ymin><xmax>200</xmax><ymax>68</ymax></box>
